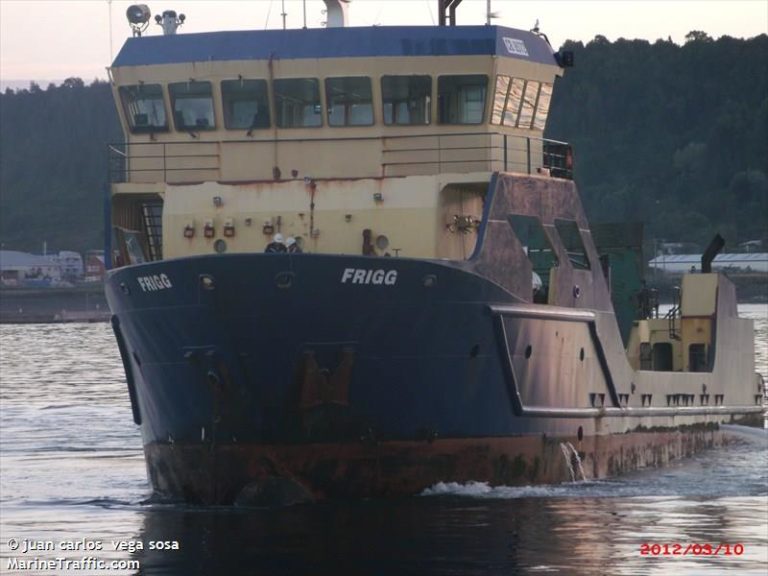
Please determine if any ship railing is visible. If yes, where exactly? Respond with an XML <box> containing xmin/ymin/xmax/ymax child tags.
<box><xmin>666</xmin><ymin>285</ymin><xmax>681</xmax><ymax>340</ymax></box>
<box><xmin>381</xmin><ymin>133</ymin><xmax>573</xmax><ymax>178</ymax></box>
<box><xmin>108</xmin><ymin>141</ymin><xmax>221</xmax><ymax>184</ymax></box>
<box><xmin>108</xmin><ymin>132</ymin><xmax>572</xmax><ymax>184</ymax></box>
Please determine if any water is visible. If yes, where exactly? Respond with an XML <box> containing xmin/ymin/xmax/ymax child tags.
<box><xmin>558</xmin><ymin>442</ymin><xmax>587</xmax><ymax>483</ymax></box>
<box><xmin>1</xmin><ymin>305</ymin><xmax>766</xmax><ymax>575</ymax></box>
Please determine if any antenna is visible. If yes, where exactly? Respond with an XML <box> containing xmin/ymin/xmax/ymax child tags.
<box><xmin>107</xmin><ymin>0</ymin><xmax>113</xmax><ymax>60</ymax></box>
<box><xmin>281</xmin><ymin>0</ymin><xmax>287</xmax><ymax>29</ymax></box>
<box><xmin>486</xmin><ymin>0</ymin><xmax>501</xmax><ymax>25</ymax></box>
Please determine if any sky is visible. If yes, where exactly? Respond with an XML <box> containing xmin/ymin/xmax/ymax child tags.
<box><xmin>0</xmin><ymin>0</ymin><xmax>766</xmax><ymax>88</ymax></box>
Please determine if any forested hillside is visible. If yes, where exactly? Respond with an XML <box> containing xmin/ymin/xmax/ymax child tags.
<box><xmin>0</xmin><ymin>79</ymin><xmax>121</xmax><ymax>252</ymax></box>
<box><xmin>547</xmin><ymin>32</ymin><xmax>768</xmax><ymax>247</ymax></box>
<box><xmin>1</xmin><ymin>32</ymin><xmax>766</xmax><ymax>254</ymax></box>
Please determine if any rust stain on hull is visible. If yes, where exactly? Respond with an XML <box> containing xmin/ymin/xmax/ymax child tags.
<box><xmin>145</xmin><ymin>429</ymin><xmax>724</xmax><ymax>504</ymax></box>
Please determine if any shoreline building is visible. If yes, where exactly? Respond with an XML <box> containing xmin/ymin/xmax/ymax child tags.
<box><xmin>0</xmin><ymin>250</ymin><xmax>101</xmax><ymax>287</ymax></box>
<box><xmin>648</xmin><ymin>253</ymin><xmax>768</xmax><ymax>274</ymax></box>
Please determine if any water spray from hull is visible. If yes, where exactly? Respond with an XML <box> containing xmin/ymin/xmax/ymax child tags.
<box><xmin>560</xmin><ymin>442</ymin><xmax>587</xmax><ymax>482</ymax></box>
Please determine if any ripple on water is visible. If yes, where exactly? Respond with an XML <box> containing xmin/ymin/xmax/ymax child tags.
<box><xmin>1</xmin><ymin>315</ymin><xmax>767</xmax><ymax>576</ymax></box>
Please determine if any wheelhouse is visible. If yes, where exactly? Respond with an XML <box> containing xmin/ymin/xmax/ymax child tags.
<box><xmin>108</xmin><ymin>25</ymin><xmax>572</xmax><ymax>266</ymax></box>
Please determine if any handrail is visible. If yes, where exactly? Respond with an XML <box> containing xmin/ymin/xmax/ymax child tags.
<box><xmin>108</xmin><ymin>131</ymin><xmax>573</xmax><ymax>184</ymax></box>
<box><xmin>112</xmin><ymin>131</ymin><xmax>568</xmax><ymax>146</ymax></box>
<box><xmin>666</xmin><ymin>286</ymin><xmax>681</xmax><ymax>340</ymax></box>
<box><xmin>109</xmin><ymin>140</ymin><xmax>222</xmax><ymax>183</ymax></box>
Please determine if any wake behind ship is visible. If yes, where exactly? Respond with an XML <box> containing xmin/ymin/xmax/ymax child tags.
<box><xmin>104</xmin><ymin>1</ymin><xmax>764</xmax><ymax>504</ymax></box>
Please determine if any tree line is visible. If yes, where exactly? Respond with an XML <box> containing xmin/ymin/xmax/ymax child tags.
<box><xmin>0</xmin><ymin>78</ymin><xmax>121</xmax><ymax>253</ymax></box>
<box><xmin>548</xmin><ymin>31</ymin><xmax>767</xmax><ymax>249</ymax></box>
<box><xmin>1</xmin><ymin>32</ymin><xmax>766</xmax><ymax>255</ymax></box>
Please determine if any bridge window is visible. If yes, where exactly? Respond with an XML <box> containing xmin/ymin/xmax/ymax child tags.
<box><xmin>221</xmin><ymin>79</ymin><xmax>270</xmax><ymax>130</ymax></box>
<box><xmin>533</xmin><ymin>82</ymin><xmax>553</xmax><ymax>130</ymax></box>
<box><xmin>326</xmin><ymin>77</ymin><xmax>373</xmax><ymax>126</ymax></box>
<box><xmin>119</xmin><ymin>84</ymin><xmax>168</xmax><ymax>133</ymax></box>
<box><xmin>491</xmin><ymin>76</ymin><xmax>553</xmax><ymax>130</ymax></box>
<box><xmin>490</xmin><ymin>75</ymin><xmax>508</xmax><ymax>124</ymax></box>
<box><xmin>508</xmin><ymin>214</ymin><xmax>559</xmax><ymax>303</ymax></box>
<box><xmin>491</xmin><ymin>76</ymin><xmax>523</xmax><ymax>126</ymax></box>
<box><xmin>438</xmin><ymin>75</ymin><xmax>488</xmax><ymax>124</ymax></box>
<box><xmin>382</xmin><ymin>75</ymin><xmax>431</xmax><ymax>125</ymax></box>
<box><xmin>169</xmin><ymin>81</ymin><xmax>215</xmax><ymax>131</ymax></box>
<box><xmin>554</xmin><ymin>219</ymin><xmax>591</xmax><ymax>270</ymax></box>
<box><xmin>274</xmin><ymin>78</ymin><xmax>323</xmax><ymax>128</ymax></box>
<box><xmin>517</xmin><ymin>81</ymin><xmax>539</xmax><ymax>128</ymax></box>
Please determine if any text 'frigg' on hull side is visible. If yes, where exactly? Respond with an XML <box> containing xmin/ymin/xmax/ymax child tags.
<box><xmin>104</xmin><ymin>1</ymin><xmax>764</xmax><ymax>504</ymax></box>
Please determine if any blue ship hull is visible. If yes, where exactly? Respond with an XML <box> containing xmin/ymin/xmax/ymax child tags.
<box><xmin>107</xmin><ymin>253</ymin><xmax>539</xmax><ymax>443</ymax></box>
<box><xmin>105</xmin><ymin>252</ymin><xmax>726</xmax><ymax>503</ymax></box>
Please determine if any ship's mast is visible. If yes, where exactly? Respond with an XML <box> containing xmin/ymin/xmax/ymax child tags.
<box><xmin>438</xmin><ymin>0</ymin><xmax>463</xmax><ymax>26</ymax></box>
<box><xmin>108</xmin><ymin>0</ymin><xmax>113</xmax><ymax>60</ymax></box>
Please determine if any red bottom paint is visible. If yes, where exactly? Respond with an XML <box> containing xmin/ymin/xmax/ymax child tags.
<box><xmin>144</xmin><ymin>426</ymin><xmax>725</xmax><ymax>504</ymax></box>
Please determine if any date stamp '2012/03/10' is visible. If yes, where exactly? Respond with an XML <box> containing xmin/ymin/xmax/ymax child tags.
<box><xmin>640</xmin><ymin>543</ymin><xmax>745</xmax><ymax>557</ymax></box>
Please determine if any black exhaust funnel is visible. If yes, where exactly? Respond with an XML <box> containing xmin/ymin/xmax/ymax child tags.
<box><xmin>701</xmin><ymin>233</ymin><xmax>725</xmax><ymax>273</ymax></box>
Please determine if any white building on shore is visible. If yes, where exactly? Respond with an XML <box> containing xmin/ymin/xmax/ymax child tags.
<box><xmin>648</xmin><ymin>253</ymin><xmax>768</xmax><ymax>274</ymax></box>
<box><xmin>0</xmin><ymin>250</ymin><xmax>81</xmax><ymax>287</ymax></box>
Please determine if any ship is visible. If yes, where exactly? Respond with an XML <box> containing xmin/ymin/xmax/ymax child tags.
<box><xmin>104</xmin><ymin>1</ymin><xmax>765</xmax><ymax>504</ymax></box>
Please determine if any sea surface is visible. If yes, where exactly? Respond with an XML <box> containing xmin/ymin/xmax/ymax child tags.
<box><xmin>1</xmin><ymin>305</ymin><xmax>766</xmax><ymax>576</ymax></box>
